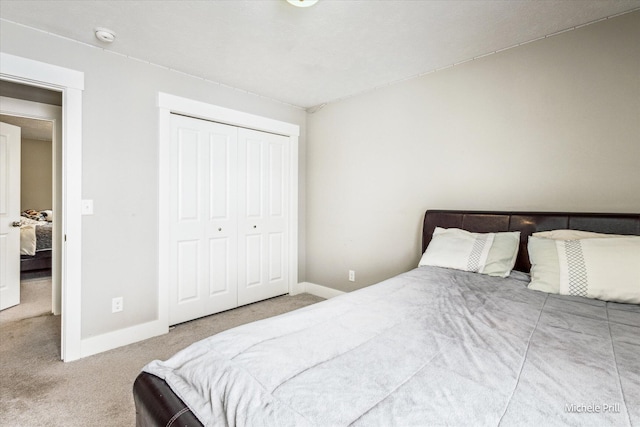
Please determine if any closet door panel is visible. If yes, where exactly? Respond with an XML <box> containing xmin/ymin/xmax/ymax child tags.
<box><xmin>245</xmin><ymin>234</ymin><xmax>263</xmax><ymax>287</ymax></box>
<box><xmin>176</xmin><ymin>129</ymin><xmax>200</xmax><ymax>221</ymax></box>
<box><xmin>209</xmin><ymin>237</ymin><xmax>231</xmax><ymax>296</ymax></box>
<box><xmin>169</xmin><ymin>114</ymin><xmax>238</xmax><ymax>325</ymax></box>
<box><xmin>268</xmin><ymin>143</ymin><xmax>284</xmax><ymax>218</ymax></box>
<box><xmin>265</xmin><ymin>137</ymin><xmax>289</xmax><ymax>290</ymax></box>
<box><xmin>245</xmin><ymin>139</ymin><xmax>264</xmax><ymax>219</ymax></box>
<box><xmin>268</xmin><ymin>232</ymin><xmax>284</xmax><ymax>282</ymax></box>
<box><xmin>238</xmin><ymin>128</ymin><xmax>289</xmax><ymax>306</ymax></box>
<box><xmin>176</xmin><ymin>240</ymin><xmax>200</xmax><ymax>302</ymax></box>
<box><xmin>209</xmin><ymin>135</ymin><xmax>231</xmax><ymax>220</ymax></box>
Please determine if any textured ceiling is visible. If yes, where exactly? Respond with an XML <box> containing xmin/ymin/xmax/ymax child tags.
<box><xmin>1</xmin><ymin>0</ymin><xmax>639</xmax><ymax>109</ymax></box>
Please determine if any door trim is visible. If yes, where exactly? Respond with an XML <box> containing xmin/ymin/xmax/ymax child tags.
<box><xmin>157</xmin><ymin>92</ymin><xmax>301</xmax><ymax>328</ymax></box>
<box><xmin>1</xmin><ymin>52</ymin><xmax>84</xmax><ymax>361</ymax></box>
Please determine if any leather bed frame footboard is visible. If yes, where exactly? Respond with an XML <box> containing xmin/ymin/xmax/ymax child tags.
<box><xmin>134</xmin><ymin>209</ymin><xmax>640</xmax><ymax>427</ymax></box>
<box><xmin>133</xmin><ymin>372</ymin><xmax>201</xmax><ymax>427</ymax></box>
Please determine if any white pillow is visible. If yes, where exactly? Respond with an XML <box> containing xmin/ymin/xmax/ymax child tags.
<box><xmin>20</xmin><ymin>225</ymin><xmax>37</xmax><ymax>256</ymax></box>
<box><xmin>533</xmin><ymin>229</ymin><xmax>627</xmax><ymax>240</ymax></box>
<box><xmin>41</xmin><ymin>210</ymin><xmax>54</xmax><ymax>222</ymax></box>
<box><xmin>528</xmin><ymin>236</ymin><xmax>640</xmax><ymax>304</ymax></box>
<box><xmin>419</xmin><ymin>227</ymin><xmax>520</xmax><ymax>277</ymax></box>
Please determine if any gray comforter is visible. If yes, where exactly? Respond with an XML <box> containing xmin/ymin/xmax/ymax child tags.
<box><xmin>144</xmin><ymin>266</ymin><xmax>640</xmax><ymax>426</ymax></box>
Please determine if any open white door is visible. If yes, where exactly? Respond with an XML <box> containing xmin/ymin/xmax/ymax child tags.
<box><xmin>0</xmin><ymin>122</ymin><xmax>21</xmax><ymax>311</ymax></box>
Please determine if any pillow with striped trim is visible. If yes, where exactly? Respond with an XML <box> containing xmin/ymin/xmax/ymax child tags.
<box><xmin>419</xmin><ymin>227</ymin><xmax>520</xmax><ymax>277</ymax></box>
<box><xmin>533</xmin><ymin>229</ymin><xmax>628</xmax><ymax>240</ymax></box>
<box><xmin>528</xmin><ymin>236</ymin><xmax>640</xmax><ymax>304</ymax></box>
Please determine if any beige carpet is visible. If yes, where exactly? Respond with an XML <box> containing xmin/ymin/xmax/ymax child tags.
<box><xmin>0</xmin><ymin>278</ymin><xmax>52</xmax><ymax>324</ymax></box>
<box><xmin>0</xmin><ymin>292</ymin><xmax>324</xmax><ymax>426</ymax></box>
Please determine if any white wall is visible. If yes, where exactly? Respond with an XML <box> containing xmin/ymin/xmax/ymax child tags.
<box><xmin>0</xmin><ymin>21</ymin><xmax>306</xmax><ymax>339</ymax></box>
<box><xmin>306</xmin><ymin>11</ymin><xmax>640</xmax><ymax>292</ymax></box>
<box><xmin>21</xmin><ymin>138</ymin><xmax>52</xmax><ymax>211</ymax></box>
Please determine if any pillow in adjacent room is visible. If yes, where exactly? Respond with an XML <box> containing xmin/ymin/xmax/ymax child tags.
<box><xmin>528</xmin><ymin>235</ymin><xmax>640</xmax><ymax>304</ymax></box>
<box><xmin>41</xmin><ymin>210</ymin><xmax>54</xmax><ymax>222</ymax></box>
<box><xmin>419</xmin><ymin>227</ymin><xmax>520</xmax><ymax>277</ymax></box>
<box><xmin>21</xmin><ymin>209</ymin><xmax>44</xmax><ymax>221</ymax></box>
<box><xmin>20</xmin><ymin>224</ymin><xmax>37</xmax><ymax>256</ymax></box>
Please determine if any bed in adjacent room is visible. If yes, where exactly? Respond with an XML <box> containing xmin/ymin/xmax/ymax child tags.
<box><xmin>134</xmin><ymin>210</ymin><xmax>640</xmax><ymax>427</ymax></box>
<box><xmin>20</xmin><ymin>209</ymin><xmax>53</xmax><ymax>275</ymax></box>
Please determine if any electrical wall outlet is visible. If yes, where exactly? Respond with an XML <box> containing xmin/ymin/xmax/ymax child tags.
<box><xmin>112</xmin><ymin>297</ymin><xmax>123</xmax><ymax>313</ymax></box>
<box><xmin>348</xmin><ymin>270</ymin><xmax>355</xmax><ymax>282</ymax></box>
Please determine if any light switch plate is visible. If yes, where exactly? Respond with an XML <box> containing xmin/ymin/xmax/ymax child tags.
<box><xmin>81</xmin><ymin>199</ymin><xmax>94</xmax><ymax>215</ymax></box>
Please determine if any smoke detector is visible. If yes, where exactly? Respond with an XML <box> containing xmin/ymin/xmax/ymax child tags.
<box><xmin>287</xmin><ymin>0</ymin><xmax>319</xmax><ymax>7</ymax></box>
<box><xmin>94</xmin><ymin>27</ymin><xmax>116</xmax><ymax>43</ymax></box>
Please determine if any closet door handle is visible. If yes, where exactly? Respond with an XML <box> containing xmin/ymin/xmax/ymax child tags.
<box><xmin>253</xmin><ymin>225</ymin><xmax>257</xmax><ymax>229</ymax></box>
<box><xmin>12</xmin><ymin>221</ymin><xmax>21</xmax><ymax>227</ymax></box>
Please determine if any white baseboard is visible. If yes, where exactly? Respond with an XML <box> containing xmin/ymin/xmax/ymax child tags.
<box><xmin>289</xmin><ymin>281</ymin><xmax>306</xmax><ymax>296</ymax></box>
<box><xmin>300</xmin><ymin>282</ymin><xmax>345</xmax><ymax>299</ymax></box>
<box><xmin>80</xmin><ymin>319</ymin><xmax>168</xmax><ymax>359</ymax></box>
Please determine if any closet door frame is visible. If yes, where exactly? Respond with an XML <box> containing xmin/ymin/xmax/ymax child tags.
<box><xmin>157</xmin><ymin>93</ymin><xmax>301</xmax><ymax>328</ymax></box>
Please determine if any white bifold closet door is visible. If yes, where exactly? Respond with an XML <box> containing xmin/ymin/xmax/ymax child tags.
<box><xmin>169</xmin><ymin>114</ymin><xmax>289</xmax><ymax>325</ymax></box>
<box><xmin>237</xmin><ymin>128</ymin><xmax>289</xmax><ymax>306</ymax></box>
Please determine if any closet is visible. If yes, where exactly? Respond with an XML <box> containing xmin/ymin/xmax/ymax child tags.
<box><xmin>169</xmin><ymin>114</ymin><xmax>290</xmax><ymax>325</ymax></box>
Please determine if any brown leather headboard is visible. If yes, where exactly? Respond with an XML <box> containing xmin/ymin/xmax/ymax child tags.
<box><xmin>422</xmin><ymin>210</ymin><xmax>640</xmax><ymax>273</ymax></box>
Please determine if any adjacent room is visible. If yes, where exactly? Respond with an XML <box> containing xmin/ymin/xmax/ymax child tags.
<box><xmin>0</xmin><ymin>1</ymin><xmax>638</xmax><ymax>426</ymax></box>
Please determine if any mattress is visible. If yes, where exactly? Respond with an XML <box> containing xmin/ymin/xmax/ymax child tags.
<box><xmin>20</xmin><ymin>216</ymin><xmax>53</xmax><ymax>253</ymax></box>
<box><xmin>143</xmin><ymin>266</ymin><xmax>640</xmax><ymax>426</ymax></box>
<box><xmin>34</xmin><ymin>222</ymin><xmax>52</xmax><ymax>251</ymax></box>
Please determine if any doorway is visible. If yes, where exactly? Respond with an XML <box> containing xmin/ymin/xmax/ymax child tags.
<box><xmin>1</xmin><ymin>52</ymin><xmax>84</xmax><ymax>361</ymax></box>
<box><xmin>0</xmin><ymin>87</ymin><xmax>61</xmax><ymax>352</ymax></box>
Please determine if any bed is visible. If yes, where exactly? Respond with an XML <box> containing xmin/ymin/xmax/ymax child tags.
<box><xmin>133</xmin><ymin>210</ymin><xmax>640</xmax><ymax>427</ymax></box>
<box><xmin>19</xmin><ymin>212</ymin><xmax>53</xmax><ymax>275</ymax></box>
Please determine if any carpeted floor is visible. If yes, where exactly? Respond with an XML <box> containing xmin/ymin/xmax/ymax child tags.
<box><xmin>0</xmin><ymin>277</ymin><xmax>52</xmax><ymax>324</ymax></box>
<box><xmin>0</xmin><ymin>288</ymin><xmax>324</xmax><ymax>426</ymax></box>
